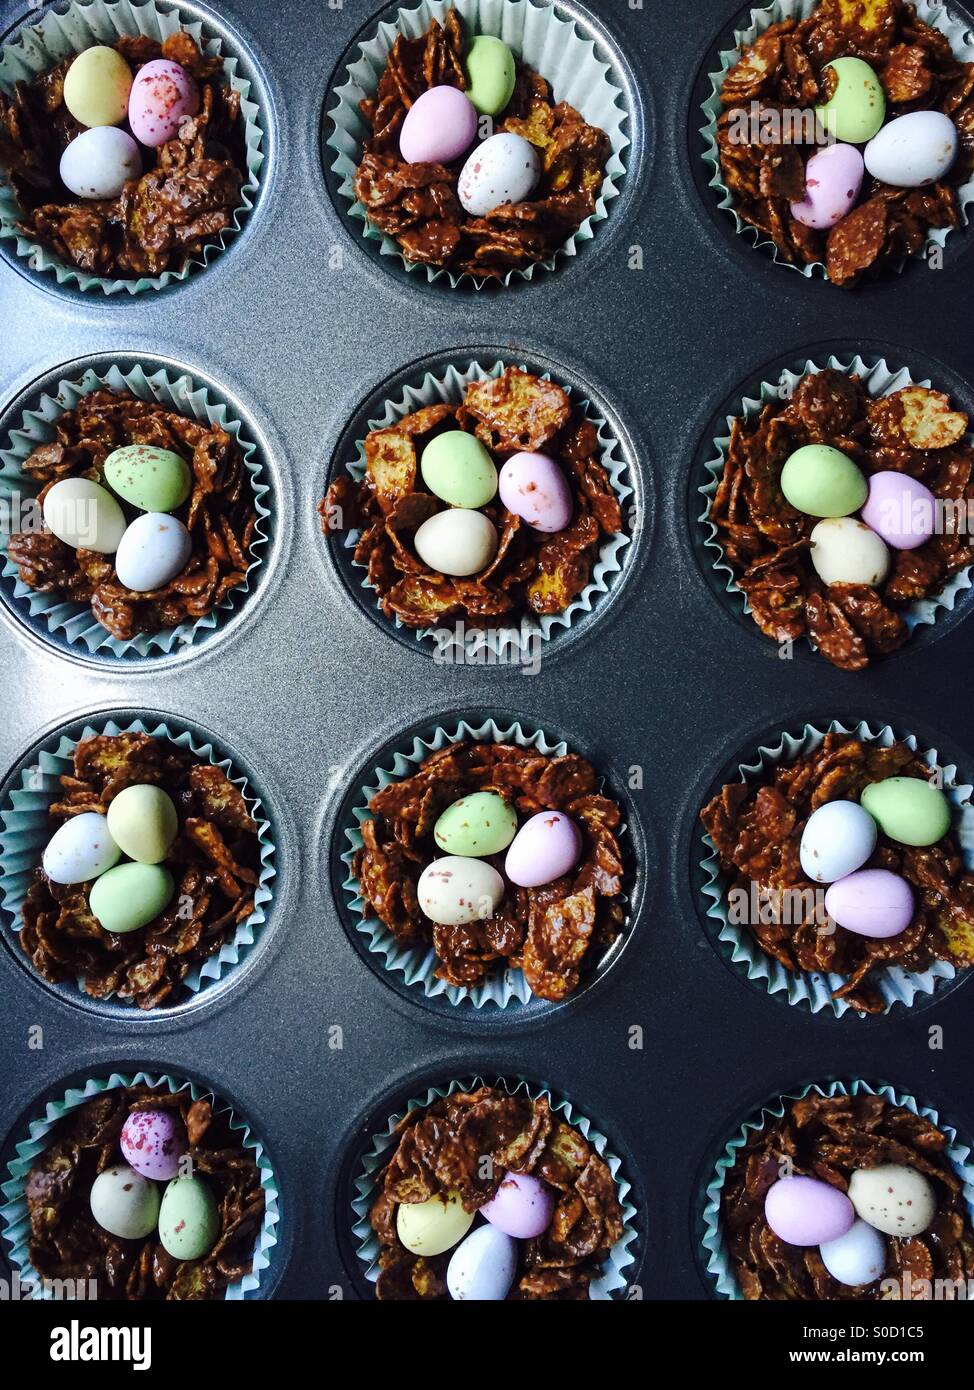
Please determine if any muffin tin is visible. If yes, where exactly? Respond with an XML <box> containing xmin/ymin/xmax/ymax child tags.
<box><xmin>0</xmin><ymin>0</ymin><xmax>973</xmax><ymax>1302</ymax></box>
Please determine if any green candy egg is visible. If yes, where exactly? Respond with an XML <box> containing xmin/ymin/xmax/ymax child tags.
<box><xmin>106</xmin><ymin>784</ymin><xmax>178</xmax><ymax>865</ymax></box>
<box><xmin>104</xmin><ymin>444</ymin><xmax>192</xmax><ymax>513</ymax></box>
<box><xmin>434</xmin><ymin>791</ymin><xmax>517</xmax><ymax>857</ymax></box>
<box><xmin>465</xmin><ymin>35</ymin><xmax>517</xmax><ymax>117</ymax></box>
<box><xmin>816</xmin><ymin>57</ymin><xmax>886</xmax><ymax>144</ymax></box>
<box><xmin>158</xmin><ymin>1176</ymin><xmax>219</xmax><ymax>1261</ymax></box>
<box><xmin>861</xmin><ymin>778</ymin><xmax>951</xmax><ymax>848</ymax></box>
<box><xmin>89</xmin><ymin>862</ymin><xmax>175</xmax><ymax>934</ymax></box>
<box><xmin>421</xmin><ymin>431</ymin><xmax>498</xmax><ymax>509</ymax></box>
<box><xmin>780</xmin><ymin>444</ymin><xmax>868</xmax><ymax>518</ymax></box>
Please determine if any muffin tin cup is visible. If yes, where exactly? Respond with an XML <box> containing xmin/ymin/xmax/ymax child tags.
<box><xmin>0</xmin><ymin>0</ymin><xmax>265</xmax><ymax>296</ymax></box>
<box><xmin>0</xmin><ymin>1067</ymin><xmax>280</xmax><ymax>1299</ymax></box>
<box><xmin>699</xmin><ymin>0</ymin><xmax>974</xmax><ymax>282</ymax></box>
<box><xmin>697</xmin><ymin>354</ymin><xmax>974</xmax><ymax>653</ymax></box>
<box><xmin>0</xmin><ymin>357</ymin><xmax>273</xmax><ymax>660</ymax></box>
<box><xmin>324</xmin><ymin>0</ymin><xmax>631</xmax><ymax>290</ymax></box>
<box><xmin>697</xmin><ymin>717</ymin><xmax>974</xmax><ymax>1019</ymax></box>
<box><xmin>701</xmin><ymin>1077</ymin><xmax>974</xmax><ymax>1299</ymax></box>
<box><xmin>350</xmin><ymin>1072</ymin><xmax>638</xmax><ymax>1299</ymax></box>
<box><xmin>0</xmin><ymin>714</ymin><xmax>277</xmax><ymax>1015</ymax></box>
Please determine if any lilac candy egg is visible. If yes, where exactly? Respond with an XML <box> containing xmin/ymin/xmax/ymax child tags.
<box><xmin>498</xmin><ymin>452</ymin><xmax>573</xmax><ymax>533</ymax></box>
<box><xmin>399</xmin><ymin>85</ymin><xmax>478</xmax><ymax>165</ymax></box>
<box><xmin>790</xmin><ymin>143</ymin><xmax>865</xmax><ymax>230</ymax></box>
<box><xmin>128</xmin><ymin>59</ymin><xmax>200</xmax><ymax>148</ymax></box>
<box><xmin>765</xmin><ymin>1175</ymin><xmax>855</xmax><ymax>1247</ymax></box>
<box><xmin>825</xmin><ymin>868</ymin><xmax>915</xmax><ymax>939</ymax></box>
<box><xmin>505</xmin><ymin>811</ymin><xmax>583</xmax><ymax>889</ymax></box>
<box><xmin>860</xmin><ymin>471</ymin><xmax>936</xmax><ymax>551</ymax></box>
<box><xmin>481</xmin><ymin>1172</ymin><xmax>556</xmax><ymax>1239</ymax></box>
<box><xmin>120</xmin><ymin>1109</ymin><xmax>186</xmax><ymax>1181</ymax></box>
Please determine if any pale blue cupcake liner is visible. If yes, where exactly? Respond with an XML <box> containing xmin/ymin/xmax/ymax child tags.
<box><xmin>699</xmin><ymin>718</ymin><xmax>974</xmax><ymax>1018</ymax></box>
<box><xmin>351</xmin><ymin>1073</ymin><xmax>638</xmax><ymax>1299</ymax></box>
<box><xmin>0</xmin><ymin>1069</ymin><xmax>279</xmax><ymax>1299</ymax></box>
<box><xmin>702</xmin><ymin>1079</ymin><xmax>974</xmax><ymax>1299</ymax></box>
<box><xmin>0</xmin><ymin>0</ymin><xmax>264</xmax><ymax>295</ymax></box>
<box><xmin>0</xmin><ymin>360</ymin><xmax>272</xmax><ymax>659</ymax></box>
<box><xmin>0</xmin><ymin>715</ymin><xmax>277</xmax><ymax>1009</ymax></box>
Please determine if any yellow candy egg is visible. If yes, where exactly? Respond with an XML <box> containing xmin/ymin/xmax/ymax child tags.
<box><xmin>63</xmin><ymin>46</ymin><xmax>133</xmax><ymax>128</ymax></box>
<box><xmin>396</xmin><ymin>1191</ymin><xmax>474</xmax><ymax>1256</ymax></box>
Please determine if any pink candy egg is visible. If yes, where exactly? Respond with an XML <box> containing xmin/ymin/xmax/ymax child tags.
<box><xmin>499</xmin><ymin>452</ymin><xmax>573</xmax><ymax>533</ymax></box>
<box><xmin>399</xmin><ymin>85</ymin><xmax>478</xmax><ymax>165</ymax></box>
<box><xmin>481</xmin><ymin>1172</ymin><xmax>555</xmax><ymax>1239</ymax></box>
<box><xmin>765</xmin><ymin>1175</ymin><xmax>855</xmax><ymax>1247</ymax></box>
<box><xmin>790</xmin><ymin>143</ymin><xmax>864</xmax><ymax>230</ymax></box>
<box><xmin>860</xmin><ymin>471</ymin><xmax>937</xmax><ymax>551</ymax></box>
<box><xmin>120</xmin><ymin>1108</ymin><xmax>186</xmax><ymax>1181</ymax></box>
<box><xmin>128</xmin><ymin>59</ymin><xmax>200</xmax><ymax>148</ymax></box>
<box><xmin>505</xmin><ymin>811</ymin><xmax>582</xmax><ymax>889</ymax></box>
<box><xmin>825</xmin><ymin>868</ymin><xmax>915</xmax><ymax>939</ymax></box>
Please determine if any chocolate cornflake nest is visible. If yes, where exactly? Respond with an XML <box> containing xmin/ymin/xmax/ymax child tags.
<box><xmin>23</xmin><ymin>1083</ymin><xmax>264</xmax><ymax>1300</ymax></box>
<box><xmin>321</xmin><ymin>368</ymin><xmax>623</xmax><ymax>630</ymax></box>
<box><xmin>715</xmin><ymin>0</ymin><xmax>974</xmax><ymax>285</ymax></box>
<box><xmin>700</xmin><ymin>733</ymin><xmax>974</xmax><ymax>1014</ymax></box>
<box><xmin>0</xmin><ymin>32</ymin><xmax>246</xmax><ymax>279</ymax></box>
<box><xmin>369</xmin><ymin>1085</ymin><xmax>625</xmax><ymax>1299</ymax></box>
<box><xmin>18</xmin><ymin>732</ymin><xmax>262</xmax><ymax>1009</ymax></box>
<box><xmin>7</xmin><ymin>387</ymin><xmax>259</xmax><ymax>642</ymax></box>
<box><xmin>352</xmin><ymin>8</ymin><xmax>610</xmax><ymax>279</ymax></box>
<box><xmin>352</xmin><ymin>740</ymin><xmax>626</xmax><ymax>1001</ymax></box>
<box><xmin>707</xmin><ymin>368</ymin><xmax>973</xmax><ymax>670</ymax></box>
<box><xmin>722</xmin><ymin>1091</ymin><xmax>974</xmax><ymax>1299</ymax></box>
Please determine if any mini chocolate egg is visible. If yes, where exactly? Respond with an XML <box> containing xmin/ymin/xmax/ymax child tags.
<box><xmin>158</xmin><ymin>1176</ymin><xmax>219</xmax><ymax>1260</ymax></box>
<box><xmin>849</xmin><ymin>1164</ymin><xmax>936</xmax><ymax>1237</ymax></box>
<box><xmin>89</xmin><ymin>862</ymin><xmax>175</xmax><ymax>935</ymax></box>
<box><xmin>417</xmin><ymin>856</ymin><xmax>504</xmax><ymax>926</ymax></box>
<box><xmin>819</xmin><ymin>1219</ymin><xmax>887</xmax><ymax>1287</ymax></box>
<box><xmin>780</xmin><ymin>444</ymin><xmax>868</xmax><ymax>518</ymax></box>
<box><xmin>860</xmin><ymin>471</ymin><xmax>936</xmax><ymax>551</ymax></box>
<box><xmin>861</xmin><ymin>777</ymin><xmax>951</xmax><ymax>848</ymax></box>
<box><xmin>89</xmin><ymin>1164</ymin><xmax>159</xmax><ymax>1240</ymax></box>
<box><xmin>481</xmin><ymin>1172</ymin><xmax>556</xmax><ymax>1239</ymax></box>
<box><xmin>42</xmin><ymin>812</ymin><xmax>121</xmax><ymax>885</ymax></box>
<box><xmin>864</xmin><ymin>110</ymin><xmax>958</xmax><ymax>188</ymax></box>
<box><xmin>414</xmin><ymin>508</ymin><xmax>498</xmax><ymax>577</ymax></box>
<box><xmin>399</xmin><ymin>85</ymin><xmax>478</xmax><ymax>165</ymax></box>
<box><xmin>765</xmin><ymin>1175</ymin><xmax>855</xmax><ymax>1246</ymax></box>
<box><xmin>810</xmin><ymin>517</ymin><xmax>890</xmax><ymax>587</ymax></box>
<box><xmin>499</xmin><ymin>452</ymin><xmax>573</xmax><ymax>533</ymax></box>
<box><xmin>128</xmin><ymin>59</ymin><xmax>200</xmax><ymax>148</ymax></box>
<box><xmin>104</xmin><ymin>443</ymin><xmax>192</xmax><ymax>513</ymax></box>
<box><xmin>824</xmin><ymin>869</ymin><xmax>914</xmax><ymax>939</ymax></box>
<box><xmin>43</xmin><ymin>477</ymin><xmax>126</xmax><ymax>554</ymax></box>
<box><xmin>464</xmin><ymin>35</ymin><xmax>517</xmax><ymax>117</ymax></box>
<box><xmin>63</xmin><ymin>45</ymin><xmax>132</xmax><ymax>128</ymax></box>
<box><xmin>447</xmin><ymin>1224</ymin><xmax>517</xmax><ymax>1300</ymax></box>
<box><xmin>397</xmin><ymin>1191</ymin><xmax>474</xmax><ymax>1257</ymax></box>
<box><xmin>816</xmin><ymin>57</ymin><xmax>885</xmax><ymax>144</ymax></box>
<box><xmin>59</xmin><ymin>127</ymin><xmax>141</xmax><ymax>199</ymax></box>
<box><xmin>433</xmin><ymin>792</ymin><xmax>517</xmax><ymax>858</ymax></box>
<box><xmin>420</xmin><ymin>431</ymin><xmax>497</xmax><ymax>509</ymax></box>
<box><xmin>458</xmin><ymin>132</ymin><xmax>540</xmax><ymax>216</ymax></box>
<box><xmin>106</xmin><ymin>784</ymin><xmax>179</xmax><ymax>865</ymax></box>
<box><xmin>121</xmin><ymin>1109</ymin><xmax>186</xmax><ymax>1182</ymax></box>
<box><xmin>114</xmin><ymin>513</ymin><xmax>193</xmax><ymax>592</ymax></box>
<box><xmin>790</xmin><ymin>143</ymin><xmax>864</xmax><ymax>230</ymax></box>
<box><xmin>799</xmin><ymin>800</ymin><xmax>878</xmax><ymax>884</ymax></box>
<box><xmin>505</xmin><ymin>811</ymin><xmax>583</xmax><ymax>888</ymax></box>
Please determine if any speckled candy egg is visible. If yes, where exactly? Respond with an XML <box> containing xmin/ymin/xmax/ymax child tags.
<box><xmin>816</xmin><ymin>57</ymin><xmax>885</xmax><ymax>144</ymax></box>
<box><xmin>89</xmin><ymin>862</ymin><xmax>175</xmax><ymax>934</ymax></box>
<box><xmin>505</xmin><ymin>811</ymin><xmax>583</xmax><ymax>888</ymax></box>
<box><xmin>790</xmin><ymin>143</ymin><xmax>864</xmax><ymax>230</ymax></box>
<box><xmin>860</xmin><ymin>471</ymin><xmax>936</xmax><ymax>551</ymax></box>
<box><xmin>106</xmin><ymin>784</ymin><xmax>179</xmax><ymax>865</ymax></box>
<box><xmin>104</xmin><ymin>444</ymin><xmax>192</xmax><ymax>513</ymax></box>
<box><xmin>481</xmin><ymin>1172</ymin><xmax>556</xmax><ymax>1238</ymax></box>
<box><xmin>434</xmin><ymin>792</ymin><xmax>517</xmax><ymax>857</ymax></box>
<box><xmin>43</xmin><ymin>477</ymin><xmax>126</xmax><ymax>554</ymax></box>
<box><xmin>765</xmin><ymin>1175</ymin><xmax>855</xmax><ymax>1246</ymax></box>
<box><xmin>825</xmin><ymin>869</ymin><xmax>914</xmax><ymax>939</ymax></box>
<box><xmin>780</xmin><ymin>444</ymin><xmax>868</xmax><ymax>518</ymax></box>
<box><xmin>89</xmin><ymin>1164</ymin><xmax>159</xmax><ymax>1240</ymax></box>
<box><xmin>417</xmin><ymin>856</ymin><xmax>505</xmax><ymax>926</ymax></box>
<box><xmin>114</xmin><ymin>513</ymin><xmax>193</xmax><ymax>592</ymax></box>
<box><xmin>464</xmin><ymin>36</ymin><xmax>516</xmax><ymax>117</ymax></box>
<box><xmin>158</xmin><ymin>1176</ymin><xmax>219</xmax><ymax>1260</ymax></box>
<box><xmin>849</xmin><ymin>1164</ymin><xmax>936</xmax><ymax>1237</ymax></box>
<box><xmin>799</xmin><ymin>800</ymin><xmax>878</xmax><ymax>884</ymax></box>
<box><xmin>819</xmin><ymin>1219</ymin><xmax>887</xmax><ymax>1287</ymax></box>
<box><xmin>864</xmin><ymin>111</ymin><xmax>958</xmax><ymax>188</ymax></box>
<box><xmin>121</xmin><ymin>1109</ymin><xmax>186</xmax><ymax>1182</ymax></box>
<box><xmin>499</xmin><ymin>452</ymin><xmax>573</xmax><ymax>533</ymax></box>
<box><xmin>861</xmin><ymin>778</ymin><xmax>951</xmax><ymax>848</ymax></box>
<box><xmin>42</xmin><ymin>812</ymin><xmax>121</xmax><ymax>885</ymax></box>
<box><xmin>399</xmin><ymin>85</ymin><xmax>478</xmax><ymax>165</ymax></box>
<box><xmin>59</xmin><ymin>127</ymin><xmax>141</xmax><ymax>199</ymax></box>
<box><xmin>397</xmin><ymin>1191</ymin><xmax>474</xmax><ymax>1257</ymax></box>
<box><xmin>128</xmin><ymin>59</ymin><xmax>200</xmax><ymax>148</ymax></box>
<box><xmin>458</xmin><ymin>132</ymin><xmax>540</xmax><ymax>216</ymax></box>
<box><xmin>63</xmin><ymin>46</ymin><xmax>133</xmax><ymax>128</ymax></box>
<box><xmin>809</xmin><ymin>517</ymin><xmax>891</xmax><ymax>587</ymax></box>
<box><xmin>447</xmin><ymin>1224</ymin><xmax>517</xmax><ymax>1300</ymax></box>
<box><xmin>420</xmin><ymin>431</ymin><xmax>497</xmax><ymax>509</ymax></box>
<box><xmin>414</xmin><ymin>508</ymin><xmax>498</xmax><ymax>577</ymax></box>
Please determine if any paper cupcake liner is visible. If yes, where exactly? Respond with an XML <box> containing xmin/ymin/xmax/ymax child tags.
<box><xmin>0</xmin><ymin>715</ymin><xmax>277</xmax><ymax>1010</ymax></box>
<box><xmin>701</xmin><ymin>1078</ymin><xmax>974</xmax><ymax>1299</ymax></box>
<box><xmin>0</xmin><ymin>0</ymin><xmax>264</xmax><ymax>296</ymax></box>
<box><xmin>351</xmin><ymin>1073</ymin><xmax>638</xmax><ymax>1299</ymax></box>
<box><xmin>0</xmin><ymin>1069</ymin><xmax>279</xmax><ymax>1299</ymax></box>
<box><xmin>698</xmin><ymin>355</ymin><xmax>974</xmax><ymax>649</ymax></box>
<box><xmin>341</xmin><ymin>715</ymin><xmax>632</xmax><ymax>1009</ymax></box>
<box><xmin>700</xmin><ymin>0</ymin><xmax>974</xmax><ymax>280</ymax></box>
<box><xmin>0</xmin><ymin>360</ymin><xmax>271</xmax><ymax>659</ymax></box>
<box><xmin>325</xmin><ymin>0</ymin><xmax>630</xmax><ymax>289</ymax></box>
<box><xmin>333</xmin><ymin>358</ymin><xmax>632</xmax><ymax>660</ymax></box>
<box><xmin>698</xmin><ymin>718</ymin><xmax>974</xmax><ymax>1018</ymax></box>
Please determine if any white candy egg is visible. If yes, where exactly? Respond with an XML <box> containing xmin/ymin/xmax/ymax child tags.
<box><xmin>42</xmin><ymin>812</ymin><xmax>121</xmax><ymax>885</ymax></box>
<box><xmin>799</xmin><ymin>800</ymin><xmax>878</xmax><ymax>884</ymax></box>
<box><xmin>458</xmin><ymin>132</ymin><xmax>540</xmax><ymax>216</ymax></box>
<box><xmin>417</xmin><ymin>856</ymin><xmax>505</xmax><ymax>926</ymax></box>
<box><xmin>849</xmin><ymin>1164</ymin><xmax>937</xmax><ymax>1237</ymax></box>
<box><xmin>414</xmin><ymin>508</ymin><xmax>498</xmax><ymax>577</ymax></box>
<box><xmin>810</xmin><ymin>517</ymin><xmax>890</xmax><ymax>587</ymax></box>
<box><xmin>89</xmin><ymin>1164</ymin><xmax>160</xmax><ymax>1240</ymax></box>
<box><xmin>819</xmin><ymin>1219</ymin><xmax>887</xmax><ymax>1287</ymax></box>
<box><xmin>864</xmin><ymin>111</ymin><xmax>958</xmax><ymax>189</ymax></box>
<box><xmin>447</xmin><ymin>1223</ymin><xmax>517</xmax><ymax>1301</ymax></box>
<box><xmin>43</xmin><ymin>477</ymin><xmax>126</xmax><ymax>554</ymax></box>
<box><xmin>59</xmin><ymin>127</ymin><xmax>141</xmax><ymax>200</ymax></box>
<box><xmin>114</xmin><ymin>513</ymin><xmax>192</xmax><ymax>592</ymax></box>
